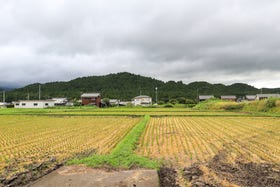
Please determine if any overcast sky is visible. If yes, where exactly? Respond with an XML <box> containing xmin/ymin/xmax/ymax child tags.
<box><xmin>1</xmin><ymin>0</ymin><xmax>280</xmax><ymax>88</ymax></box>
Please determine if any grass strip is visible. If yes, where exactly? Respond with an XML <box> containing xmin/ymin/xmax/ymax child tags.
<box><xmin>68</xmin><ymin>115</ymin><xmax>160</xmax><ymax>169</ymax></box>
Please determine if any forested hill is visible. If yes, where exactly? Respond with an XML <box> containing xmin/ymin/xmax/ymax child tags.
<box><xmin>4</xmin><ymin>72</ymin><xmax>280</xmax><ymax>102</ymax></box>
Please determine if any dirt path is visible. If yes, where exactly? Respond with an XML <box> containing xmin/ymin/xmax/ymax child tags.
<box><xmin>23</xmin><ymin>165</ymin><xmax>159</xmax><ymax>187</ymax></box>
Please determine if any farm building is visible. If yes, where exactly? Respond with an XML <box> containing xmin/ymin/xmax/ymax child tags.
<box><xmin>199</xmin><ymin>95</ymin><xmax>214</xmax><ymax>102</ymax></box>
<box><xmin>81</xmin><ymin>93</ymin><xmax>101</xmax><ymax>107</ymax></box>
<box><xmin>221</xmin><ymin>95</ymin><xmax>237</xmax><ymax>101</ymax></box>
<box><xmin>256</xmin><ymin>94</ymin><xmax>280</xmax><ymax>100</ymax></box>
<box><xmin>14</xmin><ymin>100</ymin><xmax>55</xmax><ymax>108</ymax></box>
<box><xmin>109</xmin><ymin>99</ymin><xmax>120</xmax><ymax>106</ymax></box>
<box><xmin>132</xmin><ymin>95</ymin><xmax>152</xmax><ymax>106</ymax></box>
<box><xmin>52</xmin><ymin>98</ymin><xmax>68</xmax><ymax>106</ymax></box>
<box><xmin>245</xmin><ymin>95</ymin><xmax>256</xmax><ymax>101</ymax></box>
<box><xmin>119</xmin><ymin>101</ymin><xmax>131</xmax><ymax>106</ymax></box>
<box><xmin>0</xmin><ymin>102</ymin><xmax>7</xmax><ymax>108</ymax></box>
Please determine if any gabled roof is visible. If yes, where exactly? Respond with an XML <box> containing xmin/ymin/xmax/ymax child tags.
<box><xmin>81</xmin><ymin>93</ymin><xmax>101</xmax><ymax>97</ymax></box>
<box><xmin>221</xmin><ymin>95</ymin><xmax>237</xmax><ymax>99</ymax></box>
<box><xmin>199</xmin><ymin>95</ymin><xmax>214</xmax><ymax>100</ymax></box>
<box><xmin>133</xmin><ymin>95</ymin><xmax>151</xmax><ymax>99</ymax></box>
<box><xmin>256</xmin><ymin>94</ymin><xmax>280</xmax><ymax>98</ymax></box>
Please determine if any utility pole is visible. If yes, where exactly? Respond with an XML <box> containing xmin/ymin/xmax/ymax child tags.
<box><xmin>155</xmin><ymin>87</ymin><xmax>158</xmax><ymax>104</ymax></box>
<box><xmin>27</xmin><ymin>93</ymin><xmax>30</xmax><ymax>100</ymax></box>
<box><xmin>39</xmin><ymin>84</ymin><xmax>41</xmax><ymax>100</ymax></box>
<box><xmin>197</xmin><ymin>88</ymin><xmax>199</xmax><ymax>103</ymax></box>
<box><xmin>3</xmin><ymin>91</ymin><xmax>5</xmax><ymax>103</ymax></box>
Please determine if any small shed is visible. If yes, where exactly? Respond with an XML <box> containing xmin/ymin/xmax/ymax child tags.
<box><xmin>245</xmin><ymin>95</ymin><xmax>256</xmax><ymax>101</ymax></box>
<box><xmin>256</xmin><ymin>94</ymin><xmax>280</xmax><ymax>100</ymax></box>
<box><xmin>52</xmin><ymin>98</ymin><xmax>68</xmax><ymax>106</ymax></box>
<box><xmin>81</xmin><ymin>93</ymin><xmax>101</xmax><ymax>107</ymax></box>
<box><xmin>199</xmin><ymin>95</ymin><xmax>214</xmax><ymax>102</ymax></box>
<box><xmin>109</xmin><ymin>99</ymin><xmax>120</xmax><ymax>106</ymax></box>
<box><xmin>0</xmin><ymin>102</ymin><xmax>7</xmax><ymax>108</ymax></box>
<box><xmin>221</xmin><ymin>95</ymin><xmax>237</xmax><ymax>101</ymax></box>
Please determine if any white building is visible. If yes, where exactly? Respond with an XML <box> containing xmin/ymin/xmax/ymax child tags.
<box><xmin>256</xmin><ymin>94</ymin><xmax>280</xmax><ymax>100</ymax></box>
<box><xmin>245</xmin><ymin>95</ymin><xmax>256</xmax><ymax>101</ymax></box>
<box><xmin>109</xmin><ymin>99</ymin><xmax>120</xmax><ymax>106</ymax></box>
<box><xmin>119</xmin><ymin>101</ymin><xmax>131</xmax><ymax>106</ymax></box>
<box><xmin>0</xmin><ymin>102</ymin><xmax>7</xmax><ymax>108</ymax></box>
<box><xmin>52</xmin><ymin>98</ymin><xmax>68</xmax><ymax>106</ymax></box>
<box><xmin>14</xmin><ymin>100</ymin><xmax>55</xmax><ymax>108</ymax></box>
<box><xmin>132</xmin><ymin>95</ymin><xmax>152</xmax><ymax>106</ymax></box>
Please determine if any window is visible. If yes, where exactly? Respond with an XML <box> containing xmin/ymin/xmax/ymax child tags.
<box><xmin>34</xmin><ymin>103</ymin><xmax>38</xmax><ymax>106</ymax></box>
<box><xmin>16</xmin><ymin>103</ymin><xmax>19</xmax><ymax>106</ymax></box>
<box><xmin>45</xmin><ymin>103</ymin><xmax>49</xmax><ymax>106</ymax></box>
<box><xmin>22</xmin><ymin>103</ymin><xmax>26</xmax><ymax>106</ymax></box>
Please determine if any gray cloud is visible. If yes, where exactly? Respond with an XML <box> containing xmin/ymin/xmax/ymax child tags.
<box><xmin>0</xmin><ymin>0</ymin><xmax>280</xmax><ymax>88</ymax></box>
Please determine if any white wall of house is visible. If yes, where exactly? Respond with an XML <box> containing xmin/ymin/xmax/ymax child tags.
<box><xmin>133</xmin><ymin>96</ymin><xmax>152</xmax><ymax>106</ymax></box>
<box><xmin>14</xmin><ymin>100</ymin><xmax>55</xmax><ymax>108</ymax></box>
<box><xmin>52</xmin><ymin>98</ymin><xmax>68</xmax><ymax>105</ymax></box>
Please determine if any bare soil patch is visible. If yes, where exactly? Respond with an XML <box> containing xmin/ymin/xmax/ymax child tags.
<box><xmin>0</xmin><ymin>150</ymin><xmax>95</xmax><ymax>187</ymax></box>
<box><xmin>158</xmin><ymin>167</ymin><xmax>179</xmax><ymax>187</ymax></box>
<box><xmin>0</xmin><ymin>157</ymin><xmax>62</xmax><ymax>187</ymax></box>
<box><xmin>183</xmin><ymin>151</ymin><xmax>280</xmax><ymax>187</ymax></box>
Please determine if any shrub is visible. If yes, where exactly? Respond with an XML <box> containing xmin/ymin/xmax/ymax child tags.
<box><xmin>164</xmin><ymin>103</ymin><xmax>174</xmax><ymax>108</ymax></box>
<box><xmin>185</xmin><ymin>99</ymin><xmax>195</xmax><ymax>104</ymax></box>
<box><xmin>177</xmin><ymin>97</ymin><xmax>186</xmax><ymax>104</ymax></box>
<box><xmin>266</xmin><ymin>98</ymin><xmax>277</xmax><ymax>108</ymax></box>
<box><xmin>169</xmin><ymin>99</ymin><xmax>177</xmax><ymax>105</ymax></box>
<box><xmin>186</xmin><ymin>104</ymin><xmax>196</xmax><ymax>108</ymax></box>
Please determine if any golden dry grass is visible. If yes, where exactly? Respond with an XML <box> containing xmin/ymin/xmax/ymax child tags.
<box><xmin>137</xmin><ymin>117</ymin><xmax>280</xmax><ymax>167</ymax></box>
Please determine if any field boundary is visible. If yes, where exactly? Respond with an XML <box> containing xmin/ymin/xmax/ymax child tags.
<box><xmin>68</xmin><ymin>115</ymin><xmax>160</xmax><ymax>169</ymax></box>
<box><xmin>1</xmin><ymin>113</ymin><xmax>279</xmax><ymax>118</ymax></box>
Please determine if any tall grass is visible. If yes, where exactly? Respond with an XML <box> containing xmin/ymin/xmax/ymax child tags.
<box><xmin>195</xmin><ymin>98</ymin><xmax>280</xmax><ymax>114</ymax></box>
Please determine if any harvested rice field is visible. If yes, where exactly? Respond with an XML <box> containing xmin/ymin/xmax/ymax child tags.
<box><xmin>137</xmin><ymin>117</ymin><xmax>280</xmax><ymax>167</ymax></box>
<box><xmin>0</xmin><ymin>115</ymin><xmax>140</xmax><ymax>179</ymax></box>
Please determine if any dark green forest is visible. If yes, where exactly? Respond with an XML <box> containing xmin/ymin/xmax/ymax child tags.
<box><xmin>2</xmin><ymin>72</ymin><xmax>280</xmax><ymax>102</ymax></box>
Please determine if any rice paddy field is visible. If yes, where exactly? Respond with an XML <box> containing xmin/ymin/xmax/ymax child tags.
<box><xmin>137</xmin><ymin>117</ymin><xmax>280</xmax><ymax>166</ymax></box>
<box><xmin>0</xmin><ymin>107</ymin><xmax>279</xmax><ymax>186</ymax></box>
<box><xmin>0</xmin><ymin>115</ymin><xmax>139</xmax><ymax>178</ymax></box>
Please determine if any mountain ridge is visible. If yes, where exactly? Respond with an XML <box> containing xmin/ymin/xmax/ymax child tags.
<box><xmin>4</xmin><ymin>72</ymin><xmax>280</xmax><ymax>102</ymax></box>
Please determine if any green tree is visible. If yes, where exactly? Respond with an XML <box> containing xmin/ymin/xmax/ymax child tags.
<box><xmin>102</xmin><ymin>98</ymin><xmax>110</xmax><ymax>107</ymax></box>
<box><xmin>177</xmin><ymin>97</ymin><xmax>186</xmax><ymax>104</ymax></box>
